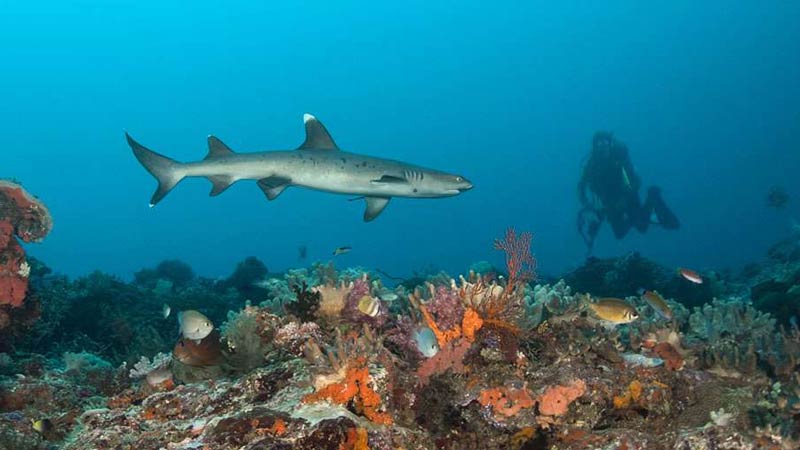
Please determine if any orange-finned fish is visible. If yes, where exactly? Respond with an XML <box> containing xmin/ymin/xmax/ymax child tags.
<box><xmin>678</xmin><ymin>268</ymin><xmax>703</xmax><ymax>284</ymax></box>
<box><xmin>640</xmin><ymin>289</ymin><xmax>673</xmax><ymax>320</ymax></box>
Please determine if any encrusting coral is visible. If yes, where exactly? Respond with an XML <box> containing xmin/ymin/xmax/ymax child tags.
<box><xmin>0</xmin><ymin>180</ymin><xmax>51</xmax><ymax>318</ymax></box>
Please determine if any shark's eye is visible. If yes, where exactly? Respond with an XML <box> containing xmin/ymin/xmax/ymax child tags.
<box><xmin>456</xmin><ymin>177</ymin><xmax>463</xmax><ymax>182</ymax></box>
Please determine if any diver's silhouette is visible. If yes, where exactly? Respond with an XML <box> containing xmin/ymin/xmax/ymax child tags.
<box><xmin>577</xmin><ymin>132</ymin><xmax>679</xmax><ymax>252</ymax></box>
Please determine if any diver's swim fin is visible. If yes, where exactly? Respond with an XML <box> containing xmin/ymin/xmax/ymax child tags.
<box><xmin>647</xmin><ymin>187</ymin><xmax>679</xmax><ymax>229</ymax></box>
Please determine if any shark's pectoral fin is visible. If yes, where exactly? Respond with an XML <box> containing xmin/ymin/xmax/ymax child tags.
<box><xmin>206</xmin><ymin>136</ymin><xmax>235</xmax><ymax>159</ymax></box>
<box><xmin>363</xmin><ymin>197</ymin><xmax>390</xmax><ymax>222</ymax></box>
<box><xmin>257</xmin><ymin>176</ymin><xmax>292</xmax><ymax>201</ymax></box>
<box><xmin>297</xmin><ymin>114</ymin><xmax>339</xmax><ymax>150</ymax></box>
<box><xmin>370</xmin><ymin>175</ymin><xmax>408</xmax><ymax>185</ymax></box>
<box><xmin>208</xmin><ymin>176</ymin><xmax>236</xmax><ymax>196</ymax></box>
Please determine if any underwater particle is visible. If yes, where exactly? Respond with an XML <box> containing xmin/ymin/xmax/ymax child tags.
<box><xmin>333</xmin><ymin>246</ymin><xmax>352</xmax><ymax>256</ymax></box>
<box><xmin>173</xmin><ymin>329</ymin><xmax>224</xmax><ymax>366</ymax></box>
<box><xmin>537</xmin><ymin>379</ymin><xmax>586</xmax><ymax>416</ymax></box>
<box><xmin>178</xmin><ymin>309</ymin><xmax>214</xmax><ymax>341</ymax></box>
<box><xmin>412</xmin><ymin>326</ymin><xmax>439</xmax><ymax>357</ymax></box>
<box><xmin>587</xmin><ymin>298</ymin><xmax>639</xmax><ymax>324</ymax></box>
<box><xmin>640</xmin><ymin>289</ymin><xmax>673</xmax><ymax>320</ymax></box>
<box><xmin>162</xmin><ymin>303</ymin><xmax>171</xmax><ymax>319</ymax></box>
<box><xmin>678</xmin><ymin>267</ymin><xmax>703</xmax><ymax>284</ymax></box>
<box><xmin>357</xmin><ymin>295</ymin><xmax>380</xmax><ymax>317</ymax></box>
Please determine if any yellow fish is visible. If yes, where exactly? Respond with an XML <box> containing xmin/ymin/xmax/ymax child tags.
<box><xmin>640</xmin><ymin>290</ymin><xmax>673</xmax><ymax>320</ymax></box>
<box><xmin>32</xmin><ymin>418</ymin><xmax>53</xmax><ymax>434</ymax></box>
<box><xmin>588</xmin><ymin>297</ymin><xmax>639</xmax><ymax>324</ymax></box>
<box><xmin>357</xmin><ymin>295</ymin><xmax>380</xmax><ymax>317</ymax></box>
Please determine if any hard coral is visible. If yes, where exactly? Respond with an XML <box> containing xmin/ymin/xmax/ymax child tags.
<box><xmin>0</xmin><ymin>180</ymin><xmax>51</xmax><ymax>310</ymax></box>
<box><xmin>303</xmin><ymin>356</ymin><xmax>392</xmax><ymax>425</ymax></box>
<box><xmin>537</xmin><ymin>379</ymin><xmax>586</xmax><ymax>416</ymax></box>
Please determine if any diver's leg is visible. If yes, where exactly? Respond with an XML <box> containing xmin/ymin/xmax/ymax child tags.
<box><xmin>607</xmin><ymin>209</ymin><xmax>631</xmax><ymax>239</ymax></box>
<box><xmin>646</xmin><ymin>187</ymin><xmax>680</xmax><ymax>229</ymax></box>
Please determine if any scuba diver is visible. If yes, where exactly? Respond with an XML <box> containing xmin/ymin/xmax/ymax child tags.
<box><xmin>577</xmin><ymin>131</ymin><xmax>679</xmax><ymax>253</ymax></box>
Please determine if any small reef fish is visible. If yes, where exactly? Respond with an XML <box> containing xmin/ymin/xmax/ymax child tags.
<box><xmin>413</xmin><ymin>326</ymin><xmax>439</xmax><ymax>358</ymax></box>
<box><xmin>32</xmin><ymin>418</ymin><xmax>53</xmax><ymax>434</ymax></box>
<box><xmin>377</xmin><ymin>290</ymin><xmax>399</xmax><ymax>302</ymax></box>
<box><xmin>679</xmin><ymin>267</ymin><xmax>703</xmax><ymax>284</ymax></box>
<box><xmin>251</xmin><ymin>278</ymin><xmax>273</xmax><ymax>289</ymax></box>
<box><xmin>588</xmin><ymin>298</ymin><xmax>639</xmax><ymax>324</ymax></box>
<box><xmin>621</xmin><ymin>166</ymin><xmax>631</xmax><ymax>188</ymax></box>
<box><xmin>173</xmin><ymin>330</ymin><xmax>223</xmax><ymax>367</ymax></box>
<box><xmin>357</xmin><ymin>295</ymin><xmax>381</xmax><ymax>317</ymax></box>
<box><xmin>162</xmin><ymin>303</ymin><xmax>171</xmax><ymax>319</ymax></box>
<box><xmin>621</xmin><ymin>353</ymin><xmax>664</xmax><ymax>368</ymax></box>
<box><xmin>178</xmin><ymin>310</ymin><xmax>214</xmax><ymax>342</ymax></box>
<box><xmin>640</xmin><ymin>290</ymin><xmax>673</xmax><ymax>320</ymax></box>
<box><xmin>332</xmin><ymin>246</ymin><xmax>351</xmax><ymax>256</ymax></box>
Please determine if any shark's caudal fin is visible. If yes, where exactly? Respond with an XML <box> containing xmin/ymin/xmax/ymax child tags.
<box><xmin>126</xmin><ymin>133</ymin><xmax>185</xmax><ymax>206</ymax></box>
<box><xmin>297</xmin><ymin>114</ymin><xmax>339</xmax><ymax>150</ymax></box>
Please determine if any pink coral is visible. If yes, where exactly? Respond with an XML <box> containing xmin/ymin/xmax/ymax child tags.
<box><xmin>478</xmin><ymin>385</ymin><xmax>535</xmax><ymax>419</ymax></box>
<box><xmin>416</xmin><ymin>338</ymin><xmax>471</xmax><ymax>385</ymax></box>
<box><xmin>537</xmin><ymin>379</ymin><xmax>586</xmax><ymax>416</ymax></box>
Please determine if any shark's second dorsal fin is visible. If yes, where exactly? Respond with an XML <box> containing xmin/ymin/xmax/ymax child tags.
<box><xmin>297</xmin><ymin>114</ymin><xmax>338</xmax><ymax>150</ymax></box>
<box><xmin>206</xmin><ymin>136</ymin><xmax>234</xmax><ymax>159</ymax></box>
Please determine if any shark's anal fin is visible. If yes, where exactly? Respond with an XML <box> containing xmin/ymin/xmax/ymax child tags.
<box><xmin>258</xmin><ymin>176</ymin><xmax>292</xmax><ymax>201</ymax></box>
<box><xmin>206</xmin><ymin>136</ymin><xmax>235</xmax><ymax>159</ymax></box>
<box><xmin>208</xmin><ymin>176</ymin><xmax>235</xmax><ymax>196</ymax></box>
<box><xmin>364</xmin><ymin>197</ymin><xmax>390</xmax><ymax>222</ymax></box>
<box><xmin>297</xmin><ymin>114</ymin><xmax>339</xmax><ymax>150</ymax></box>
<box><xmin>371</xmin><ymin>175</ymin><xmax>408</xmax><ymax>184</ymax></box>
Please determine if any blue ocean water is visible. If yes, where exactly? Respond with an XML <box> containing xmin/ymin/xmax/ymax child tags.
<box><xmin>2</xmin><ymin>1</ymin><xmax>799</xmax><ymax>280</ymax></box>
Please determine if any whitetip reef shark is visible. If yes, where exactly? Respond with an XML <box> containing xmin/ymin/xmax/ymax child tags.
<box><xmin>127</xmin><ymin>114</ymin><xmax>472</xmax><ymax>221</ymax></box>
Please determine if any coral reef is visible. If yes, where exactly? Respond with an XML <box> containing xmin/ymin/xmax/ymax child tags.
<box><xmin>0</xmin><ymin>180</ymin><xmax>51</xmax><ymax>339</ymax></box>
<box><xmin>3</xmin><ymin>228</ymin><xmax>800</xmax><ymax>448</ymax></box>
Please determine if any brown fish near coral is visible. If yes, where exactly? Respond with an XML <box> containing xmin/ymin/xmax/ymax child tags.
<box><xmin>173</xmin><ymin>329</ymin><xmax>223</xmax><ymax>366</ymax></box>
<box><xmin>587</xmin><ymin>298</ymin><xmax>639</xmax><ymax>324</ymax></box>
<box><xmin>640</xmin><ymin>290</ymin><xmax>673</xmax><ymax>320</ymax></box>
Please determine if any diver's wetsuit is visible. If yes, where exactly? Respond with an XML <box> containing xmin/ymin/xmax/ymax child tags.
<box><xmin>577</xmin><ymin>132</ymin><xmax>678</xmax><ymax>251</ymax></box>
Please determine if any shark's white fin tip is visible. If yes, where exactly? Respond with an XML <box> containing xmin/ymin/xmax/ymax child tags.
<box><xmin>148</xmin><ymin>203</ymin><xmax>155</xmax><ymax>208</ymax></box>
<box><xmin>303</xmin><ymin>113</ymin><xmax>315</xmax><ymax>123</ymax></box>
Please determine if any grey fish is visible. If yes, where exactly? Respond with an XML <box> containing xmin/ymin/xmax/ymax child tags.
<box><xmin>127</xmin><ymin>114</ymin><xmax>472</xmax><ymax>222</ymax></box>
<box><xmin>178</xmin><ymin>310</ymin><xmax>214</xmax><ymax>342</ymax></box>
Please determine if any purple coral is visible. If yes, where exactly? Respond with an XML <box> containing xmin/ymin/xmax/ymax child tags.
<box><xmin>426</xmin><ymin>285</ymin><xmax>464</xmax><ymax>332</ymax></box>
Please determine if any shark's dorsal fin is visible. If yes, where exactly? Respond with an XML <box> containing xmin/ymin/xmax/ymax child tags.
<box><xmin>297</xmin><ymin>114</ymin><xmax>338</xmax><ymax>150</ymax></box>
<box><xmin>258</xmin><ymin>176</ymin><xmax>292</xmax><ymax>201</ymax></box>
<box><xmin>206</xmin><ymin>136</ymin><xmax>234</xmax><ymax>159</ymax></box>
<box><xmin>364</xmin><ymin>196</ymin><xmax>390</xmax><ymax>222</ymax></box>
